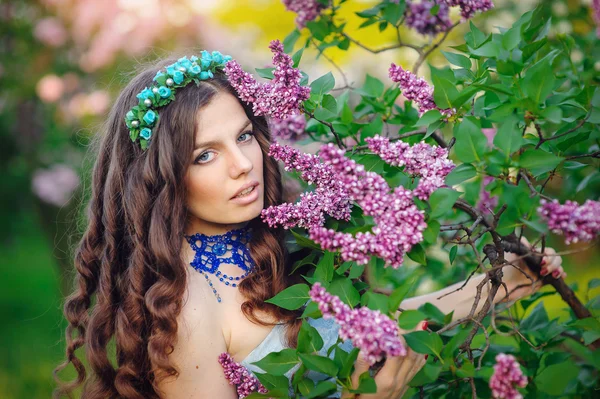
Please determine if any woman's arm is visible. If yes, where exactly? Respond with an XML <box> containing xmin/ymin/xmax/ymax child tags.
<box><xmin>397</xmin><ymin>240</ymin><xmax>565</xmax><ymax>322</ymax></box>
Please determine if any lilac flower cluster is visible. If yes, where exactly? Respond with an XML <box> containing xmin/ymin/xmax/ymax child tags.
<box><xmin>261</xmin><ymin>142</ymin><xmax>352</xmax><ymax>230</ymax></box>
<box><xmin>489</xmin><ymin>353</ymin><xmax>527</xmax><ymax>399</ymax></box>
<box><xmin>309</xmin><ymin>282</ymin><xmax>407</xmax><ymax>365</ymax></box>
<box><xmin>268</xmin><ymin>113</ymin><xmax>307</xmax><ymax>141</ymax></box>
<box><xmin>405</xmin><ymin>0</ymin><xmax>453</xmax><ymax>36</ymax></box>
<box><xmin>218</xmin><ymin>352</ymin><xmax>269</xmax><ymax>398</ymax></box>
<box><xmin>477</xmin><ymin>175</ymin><xmax>498</xmax><ymax>214</ymax></box>
<box><xmin>225</xmin><ymin>40</ymin><xmax>310</xmax><ymax>120</ymax></box>
<box><xmin>282</xmin><ymin>0</ymin><xmax>327</xmax><ymax>28</ymax></box>
<box><xmin>593</xmin><ymin>0</ymin><xmax>600</xmax><ymax>38</ymax></box>
<box><xmin>388</xmin><ymin>63</ymin><xmax>454</xmax><ymax>117</ymax></box>
<box><xmin>537</xmin><ymin>199</ymin><xmax>600</xmax><ymax>245</ymax></box>
<box><xmin>443</xmin><ymin>0</ymin><xmax>494</xmax><ymax>20</ymax></box>
<box><xmin>263</xmin><ymin>139</ymin><xmax>443</xmax><ymax>268</ymax></box>
<box><xmin>366</xmin><ymin>135</ymin><xmax>455</xmax><ymax>200</ymax></box>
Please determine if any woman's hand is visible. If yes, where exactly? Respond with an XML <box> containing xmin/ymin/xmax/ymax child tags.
<box><xmin>501</xmin><ymin>236</ymin><xmax>567</xmax><ymax>302</ymax></box>
<box><xmin>341</xmin><ymin>321</ymin><xmax>428</xmax><ymax>399</ymax></box>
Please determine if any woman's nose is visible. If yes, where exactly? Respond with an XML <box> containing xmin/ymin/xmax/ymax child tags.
<box><xmin>229</xmin><ymin>148</ymin><xmax>253</xmax><ymax>177</ymax></box>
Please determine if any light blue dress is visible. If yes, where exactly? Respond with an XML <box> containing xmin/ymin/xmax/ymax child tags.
<box><xmin>240</xmin><ymin>317</ymin><xmax>355</xmax><ymax>398</ymax></box>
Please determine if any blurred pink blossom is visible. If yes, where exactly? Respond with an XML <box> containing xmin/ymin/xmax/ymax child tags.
<box><xmin>86</xmin><ymin>90</ymin><xmax>110</xmax><ymax>115</ymax></box>
<box><xmin>32</xmin><ymin>164</ymin><xmax>80</xmax><ymax>207</ymax></box>
<box><xmin>482</xmin><ymin>127</ymin><xmax>497</xmax><ymax>147</ymax></box>
<box><xmin>61</xmin><ymin>72</ymin><xmax>81</xmax><ymax>93</ymax></box>
<box><xmin>34</xmin><ymin>17</ymin><xmax>68</xmax><ymax>47</ymax></box>
<box><xmin>36</xmin><ymin>74</ymin><xmax>65</xmax><ymax>103</ymax></box>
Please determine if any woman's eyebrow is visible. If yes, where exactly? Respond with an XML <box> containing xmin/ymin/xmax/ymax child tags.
<box><xmin>194</xmin><ymin>120</ymin><xmax>252</xmax><ymax>151</ymax></box>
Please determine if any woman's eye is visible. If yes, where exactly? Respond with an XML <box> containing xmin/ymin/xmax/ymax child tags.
<box><xmin>194</xmin><ymin>131</ymin><xmax>254</xmax><ymax>165</ymax></box>
<box><xmin>195</xmin><ymin>151</ymin><xmax>214</xmax><ymax>164</ymax></box>
<box><xmin>238</xmin><ymin>131</ymin><xmax>254</xmax><ymax>142</ymax></box>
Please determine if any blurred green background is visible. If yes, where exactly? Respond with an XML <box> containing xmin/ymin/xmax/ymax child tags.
<box><xmin>1</xmin><ymin>0</ymin><xmax>598</xmax><ymax>397</ymax></box>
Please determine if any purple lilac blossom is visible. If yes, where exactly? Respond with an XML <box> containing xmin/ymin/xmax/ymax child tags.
<box><xmin>482</xmin><ymin>127</ymin><xmax>497</xmax><ymax>147</ymax></box>
<box><xmin>261</xmin><ymin>142</ymin><xmax>352</xmax><ymax>230</ymax></box>
<box><xmin>442</xmin><ymin>0</ymin><xmax>494</xmax><ymax>20</ymax></box>
<box><xmin>477</xmin><ymin>176</ymin><xmax>498</xmax><ymax>214</ymax></box>
<box><xmin>593</xmin><ymin>0</ymin><xmax>600</xmax><ymax>38</ymax></box>
<box><xmin>268</xmin><ymin>113</ymin><xmax>307</xmax><ymax>141</ymax></box>
<box><xmin>388</xmin><ymin>63</ymin><xmax>455</xmax><ymax>117</ymax></box>
<box><xmin>263</xmin><ymin>139</ymin><xmax>454</xmax><ymax>268</ymax></box>
<box><xmin>405</xmin><ymin>0</ymin><xmax>453</xmax><ymax>36</ymax></box>
<box><xmin>31</xmin><ymin>164</ymin><xmax>80</xmax><ymax>207</ymax></box>
<box><xmin>218</xmin><ymin>352</ymin><xmax>269</xmax><ymax>398</ymax></box>
<box><xmin>366</xmin><ymin>135</ymin><xmax>455</xmax><ymax>200</ymax></box>
<box><xmin>314</xmin><ymin>142</ymin><xmax>426</xmax><ymax>267</ymax></box>
<box><xmin>309</xmin><ymin>282</ymin><xmax>407</xmax><ymax>365</ymax></box>
<box><xmin>282</xmin><ymin>0</ymin><xmax>327</xmax><ymax>28</ymax></box>
<box><xmin>489</xmin><ymin>353</ymin><xmax>528</xmax><ymax>399</ymax></box>
<box><xmin>225</xmin><ymin>40</ymin><xmax>310</xmax><ymax>120</ymax></box>
<box><xmin>537</xmin><ymin>199</ymin><xmax>600</xmax><ymax>244</ymax></box>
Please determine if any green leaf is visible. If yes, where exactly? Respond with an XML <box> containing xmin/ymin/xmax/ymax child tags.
<box><xmin>388</xmin><ymin>279</ymin><xmax>415</xmax><ymax>311</ymax></box>
<box><xmin>409</xmin><ymin>363</ymin><xmax>442</xmax><ymax>386</ymax></box>
<box><xmin>441</xmin><ymin>51</ymin><xmax>471</xmax><ymax>69</ymax></box>
<box><xmin>429</xmin><ymin>188</ymin><xmax>462</xmax><ymax>219</ymax></box>
<box><xmin>252</xmin><ymin>348</ymin><xmax>299</xmax><ymax>376</ymax></box>
<box><xmin>298</xmin><ymin>353</ymin><xmax>339</xmax><ymax>376</ymax></box>
<box><xmin>283</xmin><ymin>29</ymin><xmax>301</xmax><ymax>53</ymax></box>
<box><xmin>337</xmin><ymin>347</ymin><xmax>359</xmax><ymax>379</ymax></box>
<box><xmin>407</xmin><ymin>243</ymin><xmax>427</xmax><ymax>265</ymax></box>
<box><xmin>470</xmin><ymin>41</ymin><xmax>500</xmax><ymax>58</ymax></box>
<box><xmin>363</xmin><ymin>291</ymin><xmax>390</xmax><ymax>313</ymax></box>
<box><xmin>521</xmin><ymin>50</ymin><xmax>559</xmax><ymax>104</ymax></box>
<box><xmin>398</xmin><ymin>310</ymin><xmax>427</xmax><ymax>330</ymax></box>
<box><xmin>453</xmin><ymin>117</ymin><xmax>487</xmax><ymax>163</ymax></box>
<box><xmin>502</xmin><ymin>26</ymin><xmax>521</xmax><ymax>50</ymax></box>
<box><xmin>329</xmin><ymin>277</ymin><xmax>360</xmax><ymax>307</ymax></box>
<box><xmin>291</xmin><ymin>229</ymin><xmax>322</xmax><ymax>250</ymax></box>
<box><xmin>403</xmin><ymin>331</ymin><xmax>443</xmax><ymax>359</ymax></box>
<box><xmin>310</xmin><ymin>72</ymin><xmax>336</xmax><ymax>96</ymax></box>
<box><xmin>519</xmin><ymin>149</ymin><xmax>563</xmax><ymax>177</ymax></box>
<box><xmin>445</xmin><ymin>163</ymin><xmax>477</xmax><ymax>186</ymax></box>
<box><xmin>418</xmin><ymin>302</ymin><xmax>446</xmax><ymax>325</ymax></box>
<box><xmin>449</xmin><ymin>245</ymin><xmax>458</xmax><ymax>264</ymax></box>
<box><xmin>360</xmin><ymin>74</ymin><xmax>384</xmax><ymax>98</ymax></box>
<box><xmin>255</xmin><ymin>373</ymin><xmax>290</xmax><ymax>391</ymax></box>
<box><xmin>305</xmin><ymin>380</ymin><xmax>338</xmax><ymax>399</ymax></box>
<box><xmin>297</xmin><ymin>378</ymin><xmax>315</xmax><ymax>397</ymax></box>
<box><xmin>535</xmin><ymin>360</ymin><xmax>579</xmax><ymax>395</ymax></box>
<box><xmin>355</xmin><ymin>372</ymin><xmax>377</xmax><ymax>394</ymax></box>
<box><xmin>255</xmin><ymin>67</ymin><xmax>275</xmax><ymax>79</ymax></box>
<box><xmin>292</xmin><ymin>47</ymin><xmax>304</xmax><ymax>69</ymax></box>
<box><xmin>493</xmin><ymin>116</ymin><xmax>523</xmax><ymax>161</ymax></box>
<box><xmin>589</xmin><ymin>278</ymin><xmax>600</xmax><ymax>290</ymax></box>
<box><xmin>423</xmin><ymin>219</ymin><xmax>440</xmax><ymax>244</ymax></box>
<box><xmin>314</xmin><ymin>251</ymin><xmax>335</xmax><ymax>283</ymax></box>
<box><xmin>468</xmin><ymin>21</ymin><xmax>488</xmax><ymax>48</ymax></box>
<box><xmin>431</xmin><ymin>75</ymin><xmax>459</xmax><ymax>109</ymax></box>
<box><xmin>265</xmin><ymin>284</ymin><xmax>309</xmax><ymax>310</ymax></box>
<box><xmin>297</xmin><ymin>320</ymin><xmax>324</xmax><ymax>353</ymax></box>
<box><xmin>414</xmin><ymin>109</ymin><xmax>443</xmax><ymax>127</ymax></box>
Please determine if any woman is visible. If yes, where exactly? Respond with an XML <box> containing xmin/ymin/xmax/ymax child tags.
<box><xmin>53</xmin><ymin>52</ymin><xmax>565</xmax><ymax>399</ymax></box>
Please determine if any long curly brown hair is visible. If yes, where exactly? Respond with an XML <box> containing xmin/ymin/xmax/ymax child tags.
<box><xmin>52</xmin><ymin>56</ymin><xmax>304</xmax><ymax>399</ymax></box>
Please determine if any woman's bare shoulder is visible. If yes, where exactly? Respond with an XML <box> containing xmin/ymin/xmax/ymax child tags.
<box><xmin>156</xmin><ymin>280</ymin><xmax>236</xmax><ymax>399</ymax></box>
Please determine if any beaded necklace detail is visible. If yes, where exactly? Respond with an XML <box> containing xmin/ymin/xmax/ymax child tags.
<box><xmin>184</xmin><ymin>226</ymin><xmax>256</xmax><ymax>303</ymax></box>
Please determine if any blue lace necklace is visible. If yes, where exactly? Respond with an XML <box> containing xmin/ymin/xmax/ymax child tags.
<box><xmin>184</xmin><ymin>226</ymin><xmax>256</xmax><ymax>303</ymax></box>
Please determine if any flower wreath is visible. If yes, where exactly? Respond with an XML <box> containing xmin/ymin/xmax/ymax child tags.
<box><xmin>124</xmin><ymin>51</ymin><xmax>232</xmax><ymax>150</ymax></box>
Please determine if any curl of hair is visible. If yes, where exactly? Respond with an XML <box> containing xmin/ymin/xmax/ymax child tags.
<box><xmin>53</xmin><ymin>57</ymin><xmax>303</xmax><ymax>399</ymax></box>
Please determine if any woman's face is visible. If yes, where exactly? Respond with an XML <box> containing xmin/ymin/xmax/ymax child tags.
<box><xmin>184</xmin><ymin>91</ymin><xmax>264</xmax><ymax>236</ymax></box>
